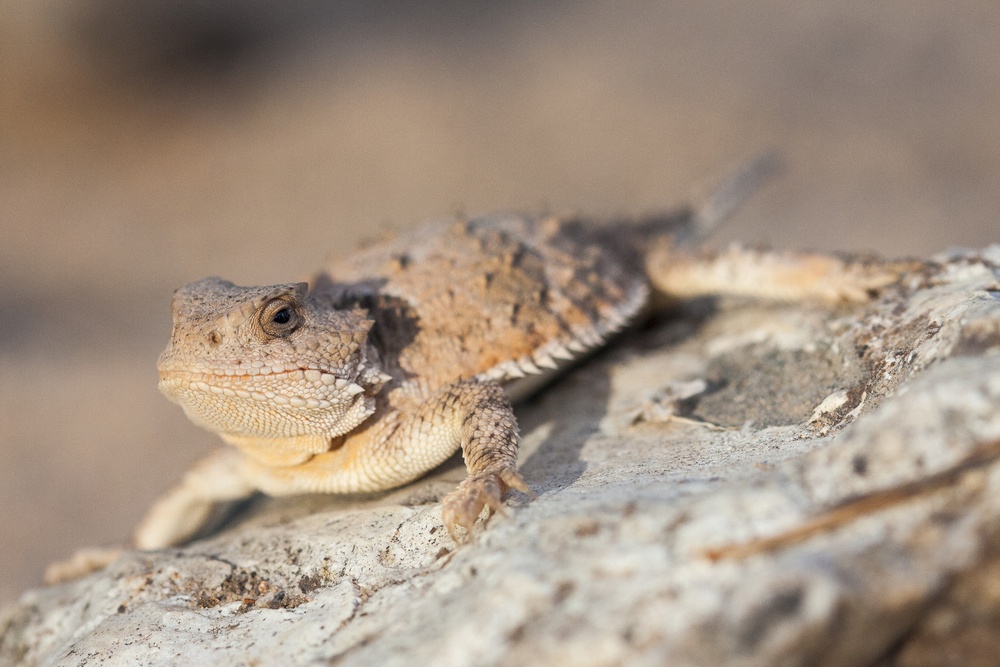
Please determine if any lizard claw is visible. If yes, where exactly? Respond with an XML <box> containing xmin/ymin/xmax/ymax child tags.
<box><xmin>441</xmin><ymin>468</ymin><xmax>532</xmax><ymax>541</ymax></box>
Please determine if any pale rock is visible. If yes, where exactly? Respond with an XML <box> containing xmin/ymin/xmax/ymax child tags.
<box><xmin>4</xmin><ymin>246</ymin><xmax>1000</xmax><ymax>666</ymax></box>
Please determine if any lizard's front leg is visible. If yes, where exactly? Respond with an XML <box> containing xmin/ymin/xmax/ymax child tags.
<box><xmin>251</xmin><ymin>377</ymin><xmax>529</xmax><ymax>539</ymax></box>
<box><xmin>438</xmin><ymin>378</ymin><xmax>532</xmax><ymax>539</ymax></box>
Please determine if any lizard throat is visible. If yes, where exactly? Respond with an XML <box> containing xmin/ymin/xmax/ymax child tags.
<box><xmin>158</xmin><ymin>371</ymin><xmax>376</xmax><ymax>440</ymax></box>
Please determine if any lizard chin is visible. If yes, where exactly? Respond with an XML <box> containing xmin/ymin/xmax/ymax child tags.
<box><xmin>158</xmin><ymin>371</ymin><xmax>377</xmax><ymax>442</ymax></box>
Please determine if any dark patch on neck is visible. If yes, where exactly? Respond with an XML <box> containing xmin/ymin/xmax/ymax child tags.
<box><xmin>311</xmin><ymin>273</ymin><xmax>419</xmax><ymax>383</ymax></box>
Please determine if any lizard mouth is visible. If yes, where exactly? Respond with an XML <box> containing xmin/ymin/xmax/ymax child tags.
<box><xmin>158</xmin><ymin>367</ymin><xmax>364</xmax><ymax>401</ymax></box>
<box><xmin>156</xmin><ymin>362</ymin><xmax>345</xmax><ymax>379</ymax></box>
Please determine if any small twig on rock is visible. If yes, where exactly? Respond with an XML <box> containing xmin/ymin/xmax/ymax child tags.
<box><xmin>704</xmin><ymin>437</ymin><xmax>1000</xmax><ymax>561</ymax></box>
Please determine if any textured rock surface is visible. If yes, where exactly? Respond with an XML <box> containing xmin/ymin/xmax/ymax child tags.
<box><xmin>4</xmin><ymin>246</ymin><xmax>1000</xmax><ymax>667</ymax></box>
<box><xmin>5</xmin><ymin>0</ymin><xmax>1000</xmax><ymax>610</ymax></box>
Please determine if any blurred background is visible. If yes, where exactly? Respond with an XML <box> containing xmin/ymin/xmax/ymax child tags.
<box><xmin>1</xmin><ymin>1</ymin><xmax>998</xmax><ymax>604</ymax></box>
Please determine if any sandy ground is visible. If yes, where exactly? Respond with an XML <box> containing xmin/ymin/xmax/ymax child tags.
<box><xmin>1</xmin><ymin>1</ymin><xmax>998</xmax><ymax>604</ymax></box>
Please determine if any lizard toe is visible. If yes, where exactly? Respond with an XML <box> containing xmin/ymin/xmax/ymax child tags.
<box><xmin>441</xmin><ymin>467</ymin><xmax>530</xmax><ymax>541</ymax></box>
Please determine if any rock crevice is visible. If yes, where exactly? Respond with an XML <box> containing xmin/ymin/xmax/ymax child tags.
<box><xmin>4</xmin><ymin>247</ymin><xmax>1000</xmax><ymax>666</ymax></box>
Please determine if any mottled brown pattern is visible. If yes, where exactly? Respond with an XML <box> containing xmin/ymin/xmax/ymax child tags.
<box><xmin>318</xmin><ymin>215</ymin><xmax>646</xmax><ymax>393</ymax></box>
<box><xmin>51</xmin><ymin>160</ymin><xmax>906</xmax><ymax>572</ymax></box>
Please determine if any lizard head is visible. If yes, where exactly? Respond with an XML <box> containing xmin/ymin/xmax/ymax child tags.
<box><xmin>157</xmin><ymin>277</ymin><xmax>388</xmax><ymax>445</ymax></box>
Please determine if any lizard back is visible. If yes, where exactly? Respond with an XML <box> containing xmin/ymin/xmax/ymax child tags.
<box><xmin>313</xmin><ymin>214</ymin><xmax>652</xmax><ymax>399</ymax></box>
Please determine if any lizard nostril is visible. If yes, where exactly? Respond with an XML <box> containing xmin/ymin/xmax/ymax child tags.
<box><xmin>207</xmin><ymin>331</ymin><xmax>222</xmax><ymax>346</ymax></box>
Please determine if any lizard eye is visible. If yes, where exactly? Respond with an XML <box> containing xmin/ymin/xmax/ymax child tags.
<box><xmin>259</xmin><ymin>298</ymin><xmax>302</xmax><ymax>338</ymax></box>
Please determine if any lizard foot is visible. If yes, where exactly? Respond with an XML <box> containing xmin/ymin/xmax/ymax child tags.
<box><xmin>44</xmin><ymin>546</ymin><xmax>124</xmax><ymax>584</ymax></box>
<box><xmin>441</xmin><ymin>467</ymin><xmax>532</xmax><ymax>541</ymax></box>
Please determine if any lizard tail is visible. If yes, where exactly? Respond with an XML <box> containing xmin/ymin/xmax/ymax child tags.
<box><xmin>687</xmin><ymin>150</ymin><xmax>783</xmax><ymax>241</ymax></box>
<box><xmin>590</xmin><ymin>152</ymin><xmax>782</xmax><ymax>276</ymax></box>
<box><xmin>609</xmin><ymin>151</ymin><xmax>782</xmax><ymax>253</ymax></box>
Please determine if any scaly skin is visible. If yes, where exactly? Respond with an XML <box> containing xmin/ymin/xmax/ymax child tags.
<box><xmin>44</xmin><ymin>156</ymin><xmax>897</xmax><ymax>561</ymax></box>
<box><xmin>144</xmin><ymin>213</ymin><xmax>649</xmax><ymax>548</ymax></box>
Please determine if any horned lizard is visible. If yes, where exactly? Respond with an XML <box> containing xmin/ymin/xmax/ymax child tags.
<box><xmin>49</xmin><ymin>157</ymin><xmax>904</xmax><ymax>579</ymax></box>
